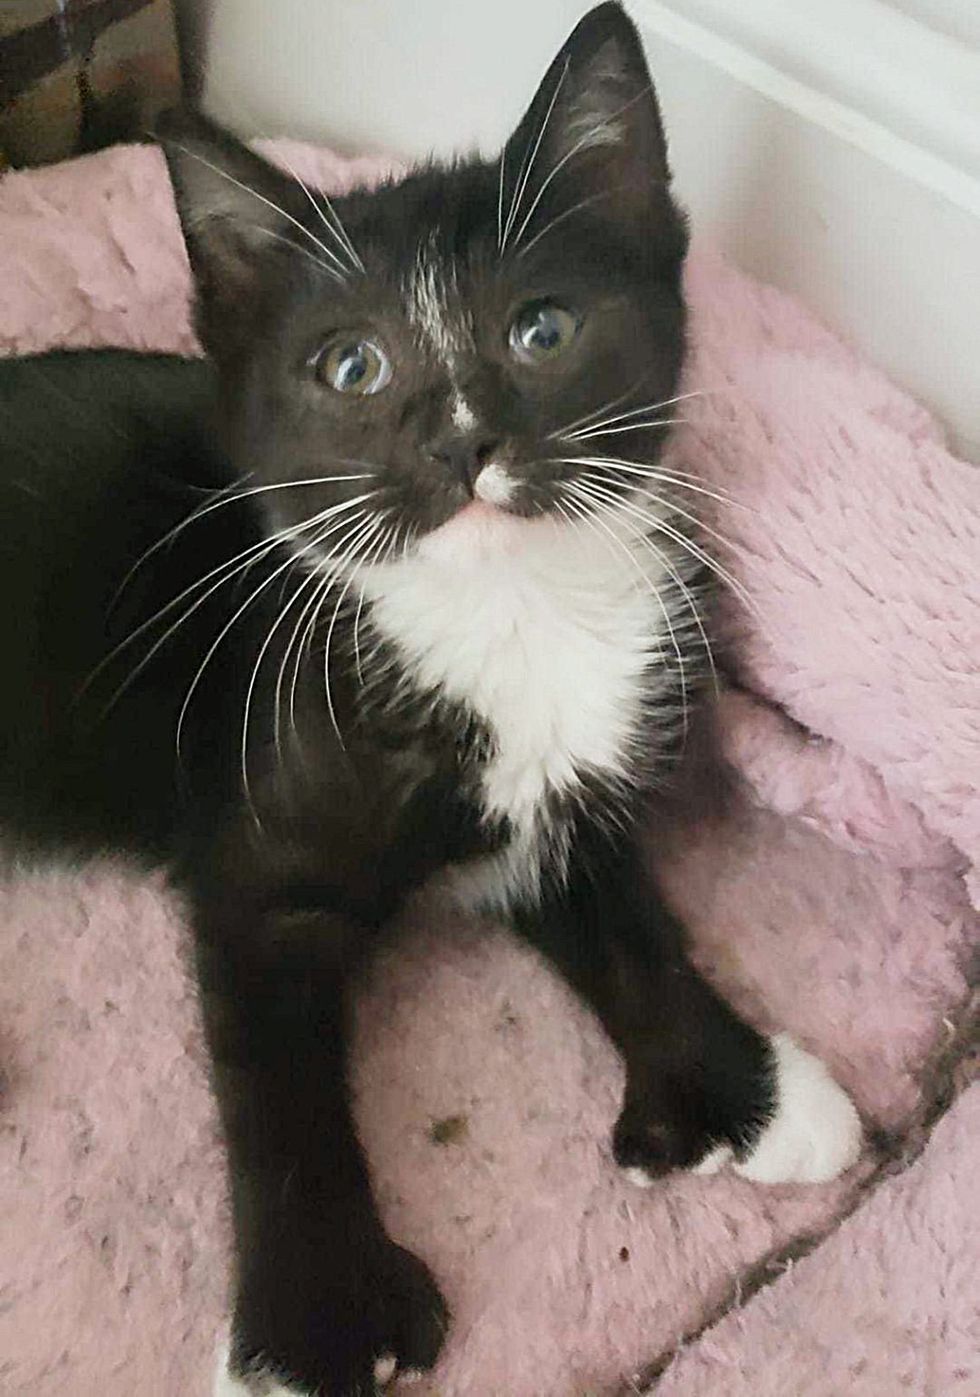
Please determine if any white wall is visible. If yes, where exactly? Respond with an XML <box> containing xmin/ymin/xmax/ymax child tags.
<box><xmin>203</xmin><ymin>0</ymin><xmax>589</xmax><ymax>159</ymax></box>
<box><xmin>202</xmin><ymin>0</ymin><xmax>980</xmax><ymax>461</ymax></box>
<box><xmin>886</xmin><ymin>0</ymin><xmax>980</xmax><ymax>47</ymax></box>
<box><xmin>633</xmin><ymin>1</ymin><xmax>980</xmax><ymax>463</ymax></box>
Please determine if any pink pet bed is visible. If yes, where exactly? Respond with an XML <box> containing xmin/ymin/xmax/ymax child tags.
<box><xmin>0</xmin><ymin>143</ymin><xmax>977</xmax><ymax>1397</ymax></box>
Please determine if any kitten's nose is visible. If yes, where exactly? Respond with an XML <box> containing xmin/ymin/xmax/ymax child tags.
<box><xmin>426</xmin><ymin>432</ymin><xmax>498</xmax><ymax>492</ymax></box>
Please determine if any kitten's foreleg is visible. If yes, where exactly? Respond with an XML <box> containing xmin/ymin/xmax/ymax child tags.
<box><xmin>194</xmin><ymin>898</ymin><xmax>447</xmax><ymax>1396</ymax></box>
<box><xmin>514</xmin><ymin>844</ymin><xmax>861</xmax><ymax>1185</ymax></box>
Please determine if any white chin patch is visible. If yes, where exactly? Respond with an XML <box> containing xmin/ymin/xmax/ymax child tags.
<box><xmin>735</xmin><ymin>1034</ymin><xmax>862</xmax><ymax>1185</ymax></box>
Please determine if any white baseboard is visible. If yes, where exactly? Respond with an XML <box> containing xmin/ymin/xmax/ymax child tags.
<box><xmin>642</xmin><ymin>0</ymin><xmax>979</xmax><ymax>181</ymax></box>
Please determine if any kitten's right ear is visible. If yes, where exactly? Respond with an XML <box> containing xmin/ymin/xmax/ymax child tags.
<box><xmin>157</xmin><ymin>109</ymin><xmax>306</xmax><ymax>349</ymax></box>
<box><xmin>499</xmin><ymin>3</ymin><xmax>684</xmax><ymax>260</ymax></box>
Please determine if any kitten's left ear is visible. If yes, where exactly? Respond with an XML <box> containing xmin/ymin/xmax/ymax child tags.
<box><xmin>157</xmin><ymin>109</ymin><xmax>314</xmax><ymax>354</ymax></box>
<box><xmin>499</xmin><ymin>2</ymin><xmax>682</xmax><ymax>256</ymax></box>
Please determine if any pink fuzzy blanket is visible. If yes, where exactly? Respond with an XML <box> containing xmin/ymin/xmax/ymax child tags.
<box><xmin>1</xmin><ymin>144</ymin><xmax>977</xmax><ymax>1397</ymax></box>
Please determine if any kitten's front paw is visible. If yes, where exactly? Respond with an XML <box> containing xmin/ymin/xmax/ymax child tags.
<box><xmin>614</xmin><ymin>1032</ymin><xmax>861</xmax><ymax>1189</ymax></box>
<box><xmin>217</xmin><ymin>1239</ymin><xmax>448</xmax><ymax>1396</ymax></box>
<box><xmin>732</xmin><ymin>1033</ymin><xmax>862</xmax><ymax>1184</ymax></box>
<box><xmin>214</xmin><ymin>1351</ymin><xmax>413</xmax><ymax>1397</ymax></box>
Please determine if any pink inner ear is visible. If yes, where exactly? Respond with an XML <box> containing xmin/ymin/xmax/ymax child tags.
<box><xmin>561</xmin><ymin>39</ymin><xmax>636</xmax><ymax>151</ymax></box>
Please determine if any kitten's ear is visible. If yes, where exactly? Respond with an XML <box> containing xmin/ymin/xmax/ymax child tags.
<box><xmin>157</xmin><ymin>109</ymin><xmax>307</xmax><ymax>348</ymax></box>
<box><xmin>500</xmin><ymin>3</ymin><xmax>679</xmax><ymax>254</ymax></box>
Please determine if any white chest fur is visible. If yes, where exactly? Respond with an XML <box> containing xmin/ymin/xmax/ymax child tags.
<box><xmin>361</xmin><ymin>508</ymin><xmax>677</xmax><ymax>906</ymax></box>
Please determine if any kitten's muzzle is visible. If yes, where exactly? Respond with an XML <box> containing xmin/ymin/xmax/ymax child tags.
<box><xmin>425</xmin><ymin>430</ymin><xmax>499</xmax><ymax>495</ymax></box>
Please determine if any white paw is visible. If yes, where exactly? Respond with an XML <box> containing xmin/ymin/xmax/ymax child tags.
<box><xmin>735</xmin><ymin>1034</ymin><xmax>862</xmax><ymax>1185</ymax></box>
<box><xmin>213</xmin><ymin>1343</ymin><xmax>404</xmax><ymax>1394</ymax></box>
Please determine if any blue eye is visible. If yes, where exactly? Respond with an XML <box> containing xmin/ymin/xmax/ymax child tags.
<box><xmin>509</xmin><ymin>301</ymin><xmax>580</xmax><ymax>363</ymax></box>
<box><xmin>316</xmin><ymin>337</ymin><xmax>392</xmax><ymax>395</ymax></box>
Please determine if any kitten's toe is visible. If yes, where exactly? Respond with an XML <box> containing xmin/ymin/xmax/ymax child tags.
<box><xmin>735</xmin><ymin>1034</ymin><xmax>862</xmax><ymax>1184</ymax></box>
<box><xmin>382</xmin><ymin>1242</ymin><xmax>450</xmax><ymax>1375</ymax></box>
<box><xmin>213</xmin><ymin>1343</ymin><xmax>304</xmax><ymax>1396</ymax></box>
<box><xmin>689</xmin><ymin>1142</ymin><xmax>733</xmax><ymax>1175</ymax></box>
<box><xmin>373</xmin><ymin>1353</ymin><xmax>398</xmax><ymax>1386</ymax></box>
<box><xmin>613</xmin><ymin>1110</ymin><xmax>714</xmax><ymax>1184</ymax></box>
<box><xmin>616</xmin><ymin>1127</ymin><xmax>733</xmax><ymax>1187</ymax></box>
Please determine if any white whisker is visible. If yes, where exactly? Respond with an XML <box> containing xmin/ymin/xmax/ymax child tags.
<box><xmin>353</xmin><ymin>525</ymin><xmax>395</xmax><ymax>684</ymax></box>
<box><xmin>88</xmin><ymin>496</ymin><xmax>369</xmax><ymax>712</ymax></box>
<box><xmin>175</xmin><ymin>517</ymin><xmax>352</xmax><ymax>762</ymax></box>
<box><xmin>558</xmin><ymin>457</ymin><xmax>746</xmax><ymax>511</ymax></box>
<box><xmin>507</xmin><ymin>85</ymin><xmax>652</xmax><ymax>254</ymax></box>
<box><xmin>551</xmin><ymin>381</ymin><xmax>648</xmax><ymax>440</ymax></box>
<box><xmin>174</xmin><ymin>499</ymin><xmax>376</xmax><ymax>759</ymax></box>
<box><xmin>169</xmin><ymin>142</ymin><xmax>349</xmax><ymax>279</ymax></box>
<box><xmin>560</xmin><ymin>486</ymin><xmax>690</xmax><ymax>737</ymax></box>
<box><xmin>108</xmin><ymin>472</ymin><xmax>374</xmax><ymax>612</ymax></box>
<box><xmin>320</xmin><ymin>513</ymin><xmax>387</xmax><ymax>750</ymax></box>
<box><xmin>569</xmin><ymin>474</ymin><xmax>759</xmax><ymax>620</ymax></box>
<box><xmin>269</xmin><ymin>148</ymin><xmax>364</xmax><ymax>274</ymax></box>
<box><xmin>576</xmin><ymin>468</ymin><xmax>754</xmax><ymax>565</ymax></box>
<box><xmin>501</xmin><ymin>57</ymin><xmax>570</xmax><ymax>254</ymax></box>
<box><xmin>284</xmin><ymin>509</ymin><xmax>385</xmax><ymax>750</ymax></box>
<box><xmin>566</xmin><ymin>480</ymin><xmax>718</xmax><ymax>695</ymax></box>
<box><xmin>248</xmin><ymin>225</ymin><xmax>347</xmax><ymax>281</ymax></box>
<box><xmin>106</xmin><ymin>473</ymin><xmax>253</xmax><ymax>618</ymax></box>
<box><xmin>496</xmin><ymin>146</ymin><xmax>507</xmax><ymax>253</ymax></box>
<box><xmin>286</xmin><ymin>580</ymin><xmax>333</xmax><ymax>741</ymax></box>
<box><xmin>241</xmin><ymin>510</ymin><xmax>373</xmax><ymax>816</ymax></box>
<box><xmin>514</xmin><ymin>192</ymin><xmax>607</xmax><ymax>260</ymax></box>
<box><xmin>278</xmin><ymin>519</ymin><xmax>368</xmax><ymax>752</ymax></box>
<box><xmin>555</xmin><ymin>391</ymin><xmax>703</xmax><ymax>441</ymax></box>
<box><xmin>566</xmin><ymin>415</ymin><xmax>687</xmax><ymax>442</ymax></box>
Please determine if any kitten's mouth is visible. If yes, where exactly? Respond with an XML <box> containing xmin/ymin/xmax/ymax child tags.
<box><xmin>439</xmin><ymin>497</ymin><xmax>512</xmax><ymax>536</ymax></box>
<box><xmin>420</xmin><ymin>464</ymin><xmax>560</xmax><ymax>549</ymax></box>
<box><xmin>424</xmin><ymin>489</ymin><xmax>523</xmax><ymax>553</ymax></box>
<box><xmin>438</xmin><ymin>462</ymin><xmax>521</xmax><ymax>529</ymax></box>
<box><xmin>456</xmin><ymin>499</ymin><xmax>502</xmax><ymax>521</ymax></box>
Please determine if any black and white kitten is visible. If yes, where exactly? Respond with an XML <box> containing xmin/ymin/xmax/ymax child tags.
<box><xmin>0</xmin><ymin>5</ymin><xmax>861</xmax><ymax>1393</ymax></box>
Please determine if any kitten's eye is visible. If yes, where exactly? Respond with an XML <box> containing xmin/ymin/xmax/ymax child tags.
<box><xmin>509</xmin><ymin>300</ymin><xmax>579</xmax><ymax>364</ymax></box>
<box><xmin>315</xmin><ymin>337</ymin><xmax>391</xmax><ymax>395</ymax></box>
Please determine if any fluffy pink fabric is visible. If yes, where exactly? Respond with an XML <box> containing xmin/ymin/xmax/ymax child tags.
<box><xmin>657</xmin><ymin>1085</ymin><xmax>980</xmax><ymax>1397</ymax></box>
<box><xmin>0</xmin><ymin>145</ymin><xmax>976</xmax><ymax>1396</ymax></box>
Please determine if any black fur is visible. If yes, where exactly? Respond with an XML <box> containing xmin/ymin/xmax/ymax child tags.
<box><xmin>0</xmin><ymin>7</ymin><xmax>778</xmax><ymax>1392</ymax></box>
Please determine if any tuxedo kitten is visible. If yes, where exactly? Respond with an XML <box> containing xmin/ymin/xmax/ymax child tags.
<box><xmin>0</xmin><ymin>5</ymin><xmax>861</xmax><ymax>1393</ymax></box>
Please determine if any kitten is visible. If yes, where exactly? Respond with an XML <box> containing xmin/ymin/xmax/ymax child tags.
<box><xmin>0</xmin><ymin>4</ymin><xmax>861</xmax><ymax>1393</ymax></box>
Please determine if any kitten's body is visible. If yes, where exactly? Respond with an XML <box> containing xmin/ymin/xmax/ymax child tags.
<box><xmin>0</xmin><ymin>8</ymin><xmax>860</xmax><ymax>1394</ymax></box>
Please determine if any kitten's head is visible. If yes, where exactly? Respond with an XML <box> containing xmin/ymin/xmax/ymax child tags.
<box><xmin>161</xmin><ymin>2</ymin><xmax>688</xmax><ymax>559</ymax></box>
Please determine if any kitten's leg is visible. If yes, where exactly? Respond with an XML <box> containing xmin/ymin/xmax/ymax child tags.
<box><xmin>195</xmin><ymin>898</ymin><xmax>447</xmax><ymax>1396</ymax></box>
<box><xmin>515</xmin><ymin>843</ymin><xmax>861</xmax><ymax>1185</ymax></box>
